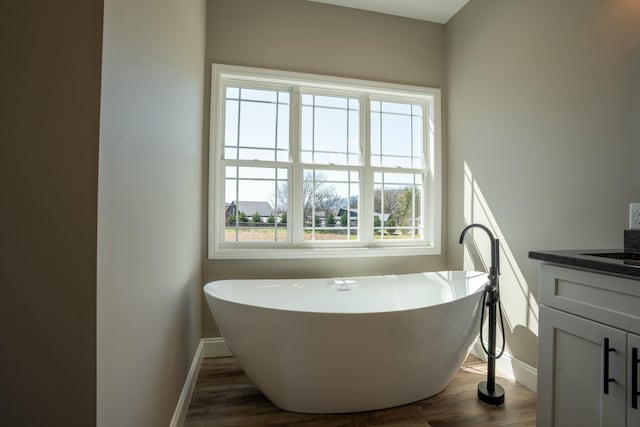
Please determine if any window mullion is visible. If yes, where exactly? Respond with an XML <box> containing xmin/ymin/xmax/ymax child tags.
<box><xmin>290</xmin><ymin>87</ymin><xmax>303</xmax><ymax>245</ymax></box>
<box><xmin>361</xmin><ymin>94</ymin><xmax>373</xmax><ymax>246</ymax></box>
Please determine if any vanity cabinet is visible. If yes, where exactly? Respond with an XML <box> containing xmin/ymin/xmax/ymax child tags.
<box><xmin>537</xmin><ymin>264</ymin><xmax>640</xmax><ymax>427</ymax></box>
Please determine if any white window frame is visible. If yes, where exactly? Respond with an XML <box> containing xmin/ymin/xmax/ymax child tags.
<box><xmin>208</xmin><ymin>64</ymin><xmax>441</xmax><ymax>259</ymax></box>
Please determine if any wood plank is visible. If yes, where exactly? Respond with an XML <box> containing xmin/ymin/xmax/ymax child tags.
<box><xmin>185</xmin><ymin>355</ymin><xmax>536</xmax><ymax>426</ymax></box>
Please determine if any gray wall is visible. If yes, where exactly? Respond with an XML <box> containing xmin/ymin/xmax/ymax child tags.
<box><xmin>202</xmin><ymin>0</ymin><xmax>447</xmax><ymax>337</ymax></box>
<box><xmin>446</xmin><ymin>0</ymin><xmax>640</xmax><ymax>369</ymax></box>
<box><xmin>97</xmin><ymin>0</ymin><xmax>206</xmax><ymax>425</ymax></box>
<box><xmin>0</xmin><ymin>1</ymin><xmax>103</xmax><ymax>425</ymax></box>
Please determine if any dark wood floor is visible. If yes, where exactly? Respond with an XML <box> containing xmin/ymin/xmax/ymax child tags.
<box><xmin>185</xmin><ymin>355</ymin><xmax>536</xmax><ymax>426</ymax></box>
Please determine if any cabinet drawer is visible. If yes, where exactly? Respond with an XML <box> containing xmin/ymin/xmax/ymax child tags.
<box><xmin>540</xmin><ymin>264</ymin><xmax>640</xmax><ymax>334</ymax></box>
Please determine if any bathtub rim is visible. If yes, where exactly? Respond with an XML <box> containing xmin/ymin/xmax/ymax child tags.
<box><xmin>203</xmin><ymin>270</ymin><xmax>489</xmax><ymax>316</ymax></box>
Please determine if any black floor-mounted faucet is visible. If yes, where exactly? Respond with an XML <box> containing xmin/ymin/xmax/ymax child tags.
<box><xmin>459</xmin><ymin>223</ymin><xmax>505</xmax><ymax>406</ymax></box>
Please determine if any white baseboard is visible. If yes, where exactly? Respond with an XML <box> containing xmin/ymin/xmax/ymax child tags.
<box><xmin>169</xmin><ymin>340</ymin><xmax>204</xmax><ymax>427</ymax></box>
<box><xmin>202</xmin><ymin>337</ymin><xmax>233</xmax><ymax>358</ymax></box>
<box><xmin>470</xmin><ymin>340</ymin><xmax>537</xmax><ymax>393</ymax></box>
<box><xmin>169</xmin><ymin>337</ymin><xmax>232</xmax><ymax>427</ymax></box>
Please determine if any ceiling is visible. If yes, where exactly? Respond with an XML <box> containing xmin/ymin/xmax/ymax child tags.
<box><xmin>306</xmin><ymin>0</ymin><xmax>471</xmax><ymax>24</ymax></box>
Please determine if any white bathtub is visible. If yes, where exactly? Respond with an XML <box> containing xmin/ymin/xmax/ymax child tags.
<box><xmin>203</xmin><ymin>270</ymin><xmax>488</xmax><ymax>413</ymax></box>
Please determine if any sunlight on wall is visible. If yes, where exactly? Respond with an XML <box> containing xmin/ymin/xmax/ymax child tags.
<box><xmin>462</xmin><ymin>162</ymin><xmax>539</xmax><ymax>358</ymax></box>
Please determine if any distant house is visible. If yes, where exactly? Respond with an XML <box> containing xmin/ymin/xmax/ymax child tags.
<box><xmin>225</xmin><ymin>201</ymin><xmax>275</xmax><ymax>222</ymax></box>
<box><xmin>337</xmin><ymin>208</ymin><xmax>390</xmax><ymax>223</ymax></box>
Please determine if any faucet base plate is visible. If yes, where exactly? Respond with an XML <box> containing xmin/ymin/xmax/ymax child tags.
<box><xmin>477</xmin><ymin>381</ymin><xmax>505</xmax><ymax>406</ymax></box>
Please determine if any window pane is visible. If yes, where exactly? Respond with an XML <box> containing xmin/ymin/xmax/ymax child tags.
<box><xmin>226</xmin><ymin>87</ymin><xmax>239</xmax><ymax>99</ymax></box>
<box><xmin>381</xmin><ymin>101</ymin><xmax>411</xmax><ymax>114</ymax></box>
<box><xmin>315</xmin><ymin>107</ymin><xmax>347</xmax><ymax>156</ymax></box>
<box><xmin>370</xmin><ymin>100</ymin><xmax>423</xmax><ymax>168</ymax></box>
<box><xmin>224</xmin><ymin>166</ymin><xmax>288</xmax><ymax>242</ymax></box>
<box><xmin>301</xmin><ymin>105</ymin><xmax>313</xmax><ymax>154</ymax></box>
<box><xmin>412</xmin><ymin>116</ymin><xmax>423</xmax><ymax>168</ymax></box>
<box><xmin>300</xmin><ymin>94</ymin><xmax>360</xmax><ymax>166</ymax></box>
<box><xmin>223</xmin><ymin>87</ymin><xmax>289</xmax><ymax>162</ymax></box>
<box><xmin>240</xmin><ymin>88</ymin><xmax>277</xmax><ymax>103</ymax></box>
<box><xmin>224</xmin><ymin>147</ymin><xmax>237</xmax><ymax>159</ymax></box>
<box><xmin>373</xmin><ymin>173</ymin><xmax>423</xmax><ymax>240</ymax></box>
<box><xmin>224</xmin><ymin>100</ymin><xmax>239</xmax><ymax>150</ymax></box>
<box><xmin>303</xmin><ymin>169</ymin><xmax>359</xmax><ymax>241</ymax></box>
<box><xmin>370</xmin><ymin>111</ymin><xmax>381</xmax><ymax>167</ymax></box>
<box><xmin>348</xmin><ymin>110</ymin><xmax>359</xmax><ymax>162</ymax></box>
<box><xmin>239</xmin><ymin>102</ymin><xmax>276</xmax><ymax>149</ymax></box>
<box><xmin>278</xmin><ymin>92</ymin><xmax>290</xmax><ymax>104</ymax></box>
<box><xmin>314</xmin><ymin>95</ymin><xmax>347</xmax><ymax>109</ymax></box>
<box><xmin>382</xmin><ymin>114</ymin><xmax>412</xmax><ymax>167</ymax></box>
<box><xmin>277</xmin><ymin>104</ymin><xmax>289</xmax><ymax>152</ymax></box>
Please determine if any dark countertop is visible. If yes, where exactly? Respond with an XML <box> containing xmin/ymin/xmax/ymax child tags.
<box><xmin>529</xmin><ymin>249</ymin><xmax>640</xmax><ymax>280</ymax></box>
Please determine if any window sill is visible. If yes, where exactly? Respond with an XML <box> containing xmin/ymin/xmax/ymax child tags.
<box><xmin>209</xmin><ymin>245</ymin><xmax>441</xmax><ymax>260</ymax></box>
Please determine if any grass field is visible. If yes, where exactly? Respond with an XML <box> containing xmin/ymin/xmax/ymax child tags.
<box><xmin>224</xmin><ymin>227</ymin><xmax>356</xmax><ymax>241</ymax></box>
<box><xmin>224</xmin><ymin>227</ymin><xmax>420</xmax><ymax>242</ymax></box>
<box><xmin>225</xmin><ymin>227</ymin><xmax>289</xmax><ymax>241</ymax></box>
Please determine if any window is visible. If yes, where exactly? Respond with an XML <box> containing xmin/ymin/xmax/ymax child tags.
<box><xmin>209</xmin><ymin>64</ymin><xmax>441</xmax><ymax>259</ymax></box>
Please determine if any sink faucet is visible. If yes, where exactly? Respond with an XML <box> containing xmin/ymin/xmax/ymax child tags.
<box><xmin>458</xmin><ymin>223</ymin><xmax>505</xmax><ymax>405</ymax></box>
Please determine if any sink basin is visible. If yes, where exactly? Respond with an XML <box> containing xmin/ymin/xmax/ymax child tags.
<box><xmin>582</xmin><ymin>251</ymin><xmax>640</xmax><ymax>266</ymax></box>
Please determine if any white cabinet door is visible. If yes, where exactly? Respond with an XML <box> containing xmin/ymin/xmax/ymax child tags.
<box><xmin>628</xmin><ymin>333</ymin><xmax>640</xmax><ymax>426</ymax></box>
<box><xmin>538</xmin><ymin>306</ymin><xmax>626</xmax><ymax>427</ymax></box>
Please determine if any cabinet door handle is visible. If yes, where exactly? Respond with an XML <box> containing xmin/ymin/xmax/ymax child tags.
<box><xmin>633</xmin><ymin>347</ymin><xmax>640</xmax><ymax>409</ymax></box>
<box><xmin>604</xmin><ymin>337</ymin><xmax>616</xmax><ymax>394</ymax></box>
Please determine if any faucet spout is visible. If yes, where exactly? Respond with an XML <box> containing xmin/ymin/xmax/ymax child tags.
<box><xmin>458</xmin><ymin>223</ymin><xmax>500</xmax><ymax>283</ymax></box>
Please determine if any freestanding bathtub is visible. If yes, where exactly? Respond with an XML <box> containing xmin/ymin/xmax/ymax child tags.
<box><xmin>203</xmin><ymin>270</ymin><xmax>488</xmax><ymax>413</ymax></box>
